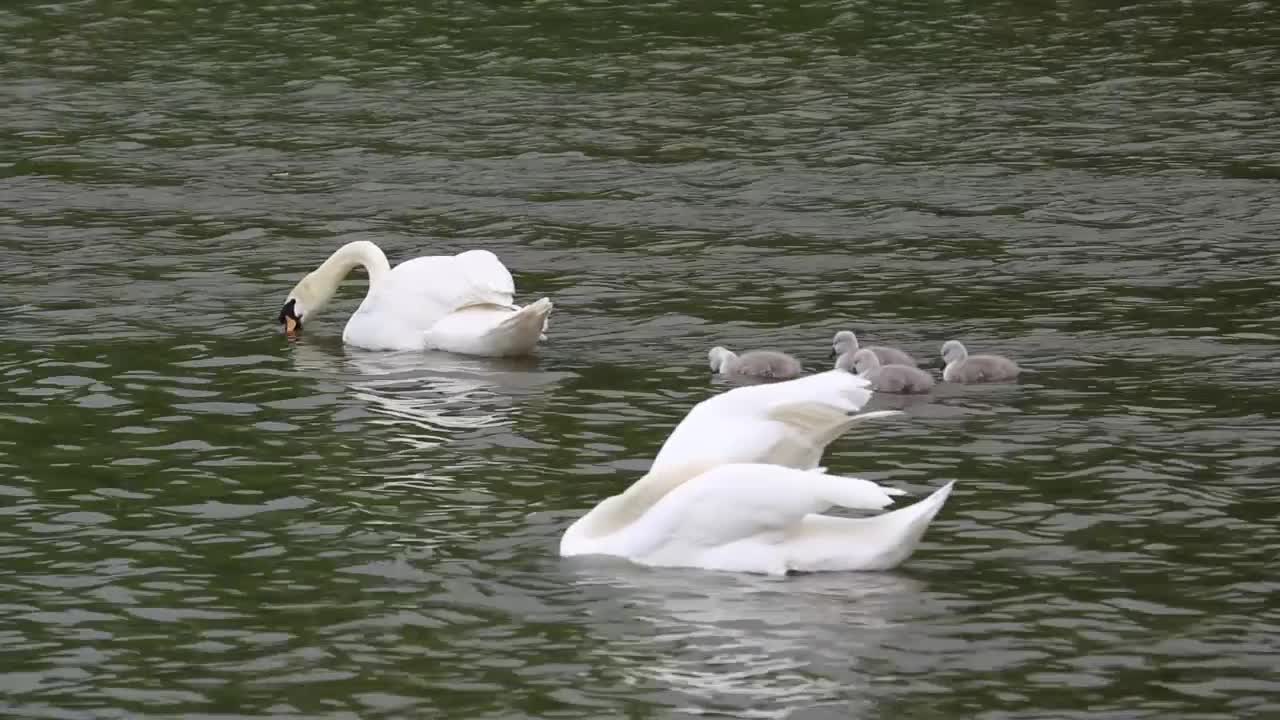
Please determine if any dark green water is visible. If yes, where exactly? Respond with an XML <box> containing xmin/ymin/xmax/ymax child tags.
<box><xmin>2</xmin><ymin>1</ymin><xmax>1278</xmax><ymax>718</ymax></box>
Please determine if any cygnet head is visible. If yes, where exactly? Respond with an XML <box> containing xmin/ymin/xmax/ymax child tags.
<box><xmin>836</xmin><ymin>348</ymin><xmax>881</xmax><ymax>375</ymax></box>
<box><xmin>708</xmin><ymin>346</ymin><xmax>737</xmax><ymax>372</ymax></box>
<box><xmin>832</xmin><ymin>330</ymin><xmax>859</xmax><ymax>357</ymax></box>
<box><xmin>941</xmin><ymin>340</ymin><xmax>969</xmax><ymax>365</ymax></box>
<box><xmin>851</xmin><ymin>348</ymin><xmax>882</xmax><ymax>375</ymax></box>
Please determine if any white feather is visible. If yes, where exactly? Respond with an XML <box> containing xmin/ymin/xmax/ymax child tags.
<box><xmin>562</xmin><ymin>372</ymin><xmax>952</xmax><ymax>574</ymax></box>
<box><xmin>650</xmin><ymin>370</ymin><xmax>898</xmax><ymax>473</ymax></box>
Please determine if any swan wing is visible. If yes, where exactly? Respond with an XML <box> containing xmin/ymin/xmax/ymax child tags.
<box><xmin>363</xmin><ymin>251</ymin><xmax>517</xmax><ymax>323</ymax></box>
<box><xmin>449</xmin><ymin>249</ymin><xmax>518</xmax><ymax>306</ymax></box>
<box><xmin>650</xmin><ymin>370</ymin><xmax>899</xmax><ymax>473</ymax></box>
<box><xmin>634</xmin><ymin>463</ymin><xmax>907</xmax><ymax>574</ymax></box>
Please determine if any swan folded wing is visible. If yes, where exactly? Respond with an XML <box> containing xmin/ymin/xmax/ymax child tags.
<box><xmin>637</xmin><ymin>464</ymin><xmax>904</xmax><ymax>573</ymax></box>
<box><xmin>360</xmin><ymin>252</ymin><xmax>518</xmax><ymax>333</ymax></box>
<box><xmin>414</xmin><ymin>251</ymin><xmax>515</xmax><ymax>309</ymax></box>
<box><xmin>452</xmin><ymin>249</ymin><xmax>518</xmax><ymax>306</ymax></box>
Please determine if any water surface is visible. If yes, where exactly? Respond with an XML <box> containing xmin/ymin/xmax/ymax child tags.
<box><xmin>2</xmin><ymin>1</ymin><xmax>1279</xmax><ymax>718</ymax></box>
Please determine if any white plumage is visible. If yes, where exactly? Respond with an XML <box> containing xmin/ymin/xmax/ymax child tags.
<box><xmin>279</xmin><ymin>241</ymin><xmax>551</xmax><ymax>356</ymax></box>
<box><xmin>561</xmin><ymin>370</ymin><xmax>955</xmax><ymax>574</ymax></box>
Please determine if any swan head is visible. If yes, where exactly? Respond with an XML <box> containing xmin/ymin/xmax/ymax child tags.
<box><xmin>832</xmin><ymin>330</ymin><xmax>858</xmax><ymax>357</ymax></box>
<box><xmin>941</xmin><ymin>340</ymin><xmax>968</xmax><ymax>365</ymax></box>
<box><xmin>708</xmin><ymin>346</ymin><xmax>737</xmax><ymax>372</ymax></box>
<box><xmin>277</xmin><ymin>272</ymin><xmax>338</xmax><ymax>337</ymax></box>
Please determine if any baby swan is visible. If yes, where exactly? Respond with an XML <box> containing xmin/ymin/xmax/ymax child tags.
<box><xmin>832</xmin><ymin>330</ymin><xmax>917</xmax><ymax>368</ymax></box>
<box><xmin>838</xmin><ymin>348</ymin><xmax>935</xmax><ymax>394</ymax></box>
<box><xmin>708</xmin><ymin>346</ymin><xmax>803</xmax><ymax>380</ymax></box>
<box><xmin>940</xmin><ymin>340</ymin><xmax>1021</xmax><ymax>383</ymax></box>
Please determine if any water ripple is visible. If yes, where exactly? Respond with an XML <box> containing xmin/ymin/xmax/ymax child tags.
<box><xmin>2</xmin><ymin>0</ymin><xmax>1279</xmax><ymax>718</ymax></box>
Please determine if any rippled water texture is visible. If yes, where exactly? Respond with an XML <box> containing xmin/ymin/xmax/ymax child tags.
<box><xmin>2</xmin><ymin>1</ymin><xmax>1279</xmax><ymax>717</ymax></box>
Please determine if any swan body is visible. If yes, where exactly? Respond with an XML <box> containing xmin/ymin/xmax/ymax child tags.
<box><xmin>708</xmin><ymin>346</ymin><xmax>803</xmax><ymax>380</ymax></box>
<box><xmin>838</xmin><ymin>349</ymin><xmax>936</xmax><ymax>394</ymax></box>
<box><xmin>278</xmin><ymin>241</ymin><xmax>552</xmax><ymax>357</ymax></box>
<box><xmin>941</xmin><ymin>340</ymin><xmax>1020</xmax><ymax>383</ymax></box>
<box><xmin>561</xmin><ymin>370</ymin><xmax>954</xmax><ymax>574</ymax></box>
<box><xmin>832</xmin><ymin>330</ymin><xmax>917</xmax><ymax>368</ymax></box>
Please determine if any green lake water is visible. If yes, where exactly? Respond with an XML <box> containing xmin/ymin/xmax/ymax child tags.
<box><xmin>2</xmin><ymin>1</ymin><xmax>1278</xmax><ymax>717</ymax></box>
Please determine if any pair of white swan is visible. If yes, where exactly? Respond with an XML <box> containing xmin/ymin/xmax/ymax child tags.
<box><xmin>560</xmin><ymin>370</ymin><xmax>954</xmax><ymax>575</ymax></box>
<box><xmin>278</xmin><ymin>241</ymin><xmax>552</xmax><ymax>356</ymax></box>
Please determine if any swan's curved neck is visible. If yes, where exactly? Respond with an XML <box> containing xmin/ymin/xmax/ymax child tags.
<box><xmin>294</xmin><ymin>241</ymin><xmax>392</xmax><ymax>317</ymax></box>
<box><xmin>314</xmin><ymin>240</ymin><xmax>391</xmax><ymax>288</ymax></box>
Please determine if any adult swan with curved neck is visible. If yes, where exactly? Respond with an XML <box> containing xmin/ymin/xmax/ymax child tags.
<box><xmin>277</xmin><ymin>241</ymin><xmax>553</xmax><ymax>356</ymax></box>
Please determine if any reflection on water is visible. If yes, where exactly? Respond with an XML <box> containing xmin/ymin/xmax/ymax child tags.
<box><xmin>289</xmin><ymin>342</ymin><xmax>569</xmax><ymax>444</ymax></box>
<box><xmin>567</xmin><ymin>562</ymin><xmax>927</xmax><ymax>717</ymax></box>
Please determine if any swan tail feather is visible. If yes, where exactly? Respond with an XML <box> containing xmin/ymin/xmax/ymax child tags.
<box><xmin>424</xmin><ymin>297</ymin><xmax>553</xmax><ymax>357</ymax></box>
<box><xmin>784</xmin><ymin>481</ymin><xmax>955</xmax><ymax>572</ymax></box>
<box><xmin>490</xmin><ymin>297</ymin><xmax>553</xmax><ymax>354</ymax></box>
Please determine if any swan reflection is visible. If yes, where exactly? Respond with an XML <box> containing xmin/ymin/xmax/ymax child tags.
<box><xmin>564</xmin><ymin>561</ymin><xmax>930</xmax><ymax>716</ymax></box>
<box><xmin>288</xmin><ymin>342</ymin><xmax>570</xmax><ymax>444</ymax></box>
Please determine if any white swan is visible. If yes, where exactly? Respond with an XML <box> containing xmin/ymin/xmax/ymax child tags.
<box><xmin>560</xmin><ymin>370</ymin><xmax>955</xmax><ymax>574</ymax></box>
<box><xmin>277</xmin><ymin>240</ymin><xmax>553</xmax><ymax>357</ymax></box>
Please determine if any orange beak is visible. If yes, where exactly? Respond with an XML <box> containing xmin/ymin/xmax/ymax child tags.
<box><xmin>284</xmin><ymin>315</ymin><xmax>300</xmax><ymax>336</ymax></box>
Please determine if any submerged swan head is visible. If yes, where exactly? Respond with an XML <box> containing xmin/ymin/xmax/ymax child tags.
<box><xmin>708</xmin><ymin>346</ymin><xmax>738</xmax><ymax>372</ymax></box>
<box><xmin>277</xmin><ymin>275</ymin><xmax>330</xmax><ymax>337</ymax></box>
<box><xmin>832</xmin><ymin>330</ymin><xmax>859</xmax><ymax>357</ymax></box>
<box><xmin>940</xmin><ymin>339</ymin><xmax>968</xmax><ymax>365</ymax></box>
<box><xmin>277</xmin><ymin>240</ymin><xmax>390</xmax><ymax>337</ymax></box>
